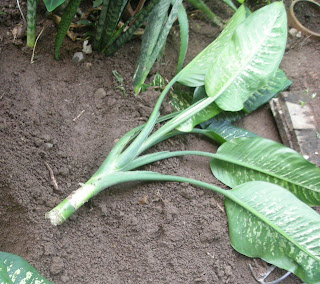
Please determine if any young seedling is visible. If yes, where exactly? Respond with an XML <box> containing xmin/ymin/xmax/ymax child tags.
<box><xmin>46</xmin><ymin>3</ymin><xmax>320</xmax><ymax>283</ymax></box>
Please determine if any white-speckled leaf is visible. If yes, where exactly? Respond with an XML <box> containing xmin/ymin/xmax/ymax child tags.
<box><xmin>211</xmin><ymin>137</ymin><xmax>320</xmax><ymax>206</ymax></box>
<box><xmin>0</xmin><ymin>252</ymin><xmax>52</xmax><ymax>284</ymax></box>
<box><xmin>177</xmin><ymin>5</ymin><xmax>247</xmax><ymax>87</ymax></box>
<box><xmin>226</xmin><ymin>181</ymin><xmax>320</xmax><ymax>283</ymax></box>
<box><xmin>205</xmin><ymin>2</ymin><xmax>287</xmax><ymax>111</ymax></box>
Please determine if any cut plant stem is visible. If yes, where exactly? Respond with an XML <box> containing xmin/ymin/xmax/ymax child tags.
<box><xmin>46</xmin><ymin>73</ymin><xmax>224</xmax><ymax>224</ymax></box>
<box><xmin>46</xmin><ymin>170</ymin><xmax>234</xmax><ymax>226</ymax></box>
<box><xmin>45</xmin><ymin>147</ymin><xmax>254</xmax><ymax>225</ymax></box>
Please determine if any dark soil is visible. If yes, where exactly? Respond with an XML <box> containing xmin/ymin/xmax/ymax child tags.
<box><xmin>294</xmin><ymin>0</ymin><xmax>320</xmax><ymax>33</ymax></box>
<box><xmin>0</xmin><ymin>1</ymin><xmax>319</xmax><ymax>284</ymax></box>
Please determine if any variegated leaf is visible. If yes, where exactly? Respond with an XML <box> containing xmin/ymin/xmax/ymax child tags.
<box><xmin>211</xmin><ymin>137</ymin><xmax>320</xmax><ymax>205</ymax></box>
<box><xmin>177</xmin><ymin>5</ymin><xmax>247</xmax><ymax>87</ymax></box>
<box><xmin>226</xmin><ymin>181</ymin><xmax>320</xmax><ymax>283</ymax></box>
<box><xmin>199</xmin><ymin>121</ymin><xmax>258</xmax><ymax>144</ymax></box>
<box><xmin>205</xmin><ymin>2</ymin><xmax>287</xmax><ymax>111</ymax></box>
<box><xmin>0</xmin><ymin>252</ymin><xmax>52</xmax><ymax>283</ymax></box>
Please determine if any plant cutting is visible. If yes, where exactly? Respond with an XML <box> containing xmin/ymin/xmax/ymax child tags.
<box><xmin>46</xmin><ymin>2</ymin><xmax>320</xmax><ymax>283</ymax></box>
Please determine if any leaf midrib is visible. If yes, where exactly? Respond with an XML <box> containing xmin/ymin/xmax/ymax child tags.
<box><xmin>213</xmin><ymin>153</ymin><xmax>318</xmax><ymax>192</ymax></box>
<box><xmin>227</xmin><ymin>183</ymin><xmax>320</xmax><ymax>263</ymax></box>
<box><xmin>208</xmin><ymin>9</ymin><xmax>282</xmax><ymax>102</ymax></box>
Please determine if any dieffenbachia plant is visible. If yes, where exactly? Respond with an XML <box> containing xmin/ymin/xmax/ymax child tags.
<box><xmin>46</xmin><ymin>3</ymin><xmax>320</xmax><ymax>283</ymax></box>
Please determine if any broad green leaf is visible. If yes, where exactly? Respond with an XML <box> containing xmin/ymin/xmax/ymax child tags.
<box><xmin>177</xmin><ymin>5</ymin><xmax>247</xmax><ymax>87</ymax></box>
<box><xmin>177</xmin><ymin>68</ymin><xmax>291</xmax><ymax>133</ymax></box>
<box><xmin>197</xmin><ymin>69</ymin><xmax>292</xmax><ymax>142</ymax></box>
<box><xmin>205</xmin><ymin>2</ymin><xmax>287</xmax><ymax>111</ymax></box>
<box><xmin>198</xmin><ymin>121</ymin><xmax>258</xmax><ymax>144</ymax></box>
<box><xmin>243</xmin><ymin>69</ymin><xmax>292</xmax><ymax>113</ymax></box>
<box><xmin>226</xmin><ymin>181</ymin><xmax>320</xmax><ymax>283</ymax></box>
<box><xmin>0</xmin><ymin>252</ymin><xmax>52</xmax><ymax>283</ymax></box>
<box><xmin>170</xmin><ymin>86</ymin><xmax>193</xmax><ymax>111</ymax></box>
<box><xmin>43</xmin><ymin>0</ymin><xmax>66</xmax><ymax>12</ymax></box>
<box><xmin>211</xmin><ymin>137</ymin><xmax>320</xmax><ymax>205</ymax></box>
<box><xmin>201</xmin><ymin>68</ymin><xmax>291</xmax><ymax>127</ymax></box>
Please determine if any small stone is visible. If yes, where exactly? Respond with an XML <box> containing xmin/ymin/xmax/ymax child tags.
<box><xmin>34</xmin><ymin>137</ymin><xmax>43</xmax><ymax>147</ymax></box>
<box><xmin>50</xmin><ymin>257</ymin><xmax>64</xmax><ymax>275</ymax></box>
<box><xmin>41</xmin><ymin>134</ymin><xmax>51</xmax><ymax>142</ymax></box>
<box><xmin>94</xmin><ymin>88</ymin><xmax>107</xmax><ymax>99</ymax></box>
<box><xmin>61</xmin><ymin>275</ymin><xmax>70</xmax><ymax>283</ymax></box>
<box><xmin>44</xmin><ymin>143</ymin><xmax>54</xmax><ymax>149</ymax></box>
<box><xmin>288</xmin><ymin>28</ymin><xmax>298</xmax><ymax>37</ymax></box>
<box><xmin>72</xmin><ymin>52</ymin><xmax>84</xmax><ymax>63</ymax></box>
<box><xmin>82</xmin><ymin>40</ymin><xmax>92</xmax><ymax>54</ymax></box>
<box><xmin>59</xmin><ymin>167</ymin><xmax>69</xmax><ymax>177</ymax></box>
<box><xmin>43</xmin><ymin>242</ymin><xmax>55</xmax><ymax>256</ymax></box>
<box><xmin>225</xmin><ymin>265</ymin><xmax>232</xmax><ymax>276</ymax></box>
<box><xmin>94</xmin><ymin>88</ymin><xmax>107</xmax><ymax>109</ymax></box>
<box><xmin>84</xmin><ymin>62</ymin><xmax>92</xmax><ymax>69</ymax></box>
<box><xmin>46</xmin><ymin>197</ymin><xmax>58</xmax><ymax>207</ymax></box>
<box><xmin>296</xmin><ymin>31</ymin><xmax>302</xmax><ymax>38</ymax></box>
<box><xmin>106</xmin><ymin>90</ymin><xmax>114</xmax><ymax>96</ymax></box>
<box><xmin>12</xmin><ymin>24</ymin><xmax>25</xmax><ymax>39</ymax></box>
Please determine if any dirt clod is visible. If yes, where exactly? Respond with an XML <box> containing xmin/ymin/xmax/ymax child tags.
<box><xmin>50</xmin><ymin>257</ymin><xmax>65</xmax><ymax>275</ymax></box>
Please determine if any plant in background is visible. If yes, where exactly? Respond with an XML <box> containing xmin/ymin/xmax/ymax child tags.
<box><xmin>25</xmin><ymin>0</ymin><xmax>233</xmax><ymax>90</ymax></box>
<box><xmin>26</xmin><ymin>0</ymin><xmax>67</xmax><ymax>47</ymax></box>
<box><xmin>44</xmin><ymin>3</ymin><xmax>320</xmax><ymax>283</ymax></box>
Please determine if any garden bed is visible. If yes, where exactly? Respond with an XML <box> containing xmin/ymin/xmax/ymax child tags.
<box><xmin>0</xmin><ymin>1</ymin><xmax>319</xmax><ymax>283</ymax></box>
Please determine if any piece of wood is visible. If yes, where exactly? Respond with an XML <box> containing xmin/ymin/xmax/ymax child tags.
<box><xmin>270</xmin><ymin>90</ymin><xmax>320</xmax><ymax>166</ymax></box>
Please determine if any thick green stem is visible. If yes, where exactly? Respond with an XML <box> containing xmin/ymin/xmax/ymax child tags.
<box><xmin>139</xmin><ymin>95</ymin><xmax>217</xmax><ymax>154</ymax></box>
<box><xmin>46</xmin><ymin>170</ymin><xmax>232</xmax><ymax>225</ymax></box>
<box><xmin>27</xmin><ymin>0</ymin><xmax>37</xmax><ymax>47</ymax></box>
<box><xmin>114</xmin><ymin>75</ymin><xmax>179</xmax><ymax>170</ymax></box>
<box><xmin>123</xmin><ymin>150</ymin><xmax>216</xmax><ymax>171</ymax></box>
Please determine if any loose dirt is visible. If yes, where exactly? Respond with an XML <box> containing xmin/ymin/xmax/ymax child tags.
<box><xmin>0</xmin><ymin>1</ymin><xmax>319</xmax><ymax>283</ymax></box>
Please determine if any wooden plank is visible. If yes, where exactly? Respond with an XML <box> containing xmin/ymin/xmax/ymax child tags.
<box><xmin>270</xmin><ymin>90</ymin><xmax>320</xmax><ymax>166</ymax></box>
